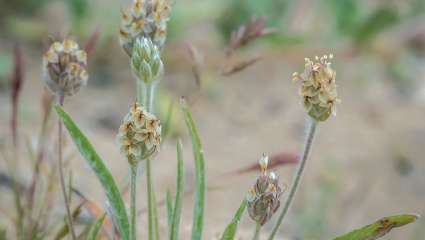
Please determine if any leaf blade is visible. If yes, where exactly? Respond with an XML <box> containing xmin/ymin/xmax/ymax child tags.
<box><xmin>333</xmin><ymin>214</ymin><xmax>419</xmax><ymax>240</ymax></box>
<box><xmin>166</xmin><ymin>188</ymin><xmax>174</xmax><ymax>235</ymax></box>
<box><xmin>171</xmin><ymin>139</ymin><xmax>185</xmax><ymax>240</ymax></box>
<box><xmin>87</xmin><ymin>214</ymin><xmax>106</xmax><ymax>240</ymax></box>
<box><xmin>180</xmin><ymin>99</ymin><xmax>205</xmax><ymax>240</ymax></box>
<box><xmin>220</xmin><ymin>199</ymin><xmax>247</xmax><ymax>240</ymax></box>
<box><xmin>55</xmin><ymin>106</ymin><xmax>130</xmax><ymax>240</ymax></box>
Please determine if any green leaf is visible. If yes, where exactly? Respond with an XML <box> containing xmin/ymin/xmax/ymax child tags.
<box><xmin>55</xmin><ymin>106</ymin><xmax>130</xmax><ymax>240</ymax></box>
<box><xmin>87</xmin><ymin>214</ymin><xmax>106</xmax><ymax>240</ymax></box>
<box><xmin>180</xmin><ymin>99</ymin><xmax>205</xmax><ymax>240</ymax></box>
<box><xmin>171</xmin><ymin>139</ymin><xmax>185</xmax><ymax>240</ymax></box>
<box><xmin>166</xmin><ymin>189</ymin><xmax>174</xmax><ymax>236</ymax></box>
<box><xmin>220</xmin><ymin>199</ymin><xmax>247</xmax><ymax>240</ymax></box>
<box><xmin>333</xmin><ymin>214</ymin><xmax>419</xmax><ymax>240</ymax></box>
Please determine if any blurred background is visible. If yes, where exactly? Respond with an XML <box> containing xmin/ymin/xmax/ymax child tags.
<box><xmin>1</xmin><ymin>0</ymin><xmax>425</xmax><ymax>239</ymax></box>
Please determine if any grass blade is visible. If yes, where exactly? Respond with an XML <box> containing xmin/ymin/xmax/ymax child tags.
<box><xmin>171</xmin><ymin>139</ymin><xmax>185</xmax><ymax>240</ymax></box>
<box><xmin>87</xmin><ymin>214</ymin><xmax>106</xmax><ymax>240</ymax></box>
<box><xmin>220</xmin><ymin>199</ymin><xmax>247</xmax><ymax>240</ymax></box>
<box><xmin>55</xmin><ymin>106</ymin><xmax>130</xmax><ymax>240</ymax></box>
<box><xmin>180</xmin><ymin>99</ymin><xmax>205</xmax><ymax>240</ymax></box>
<box><xmin>333</xmin><ymin>214</ymin><xmax>419</xmax><ymax>240</ymax></box>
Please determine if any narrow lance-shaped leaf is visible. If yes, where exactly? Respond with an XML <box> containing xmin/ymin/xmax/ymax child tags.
<box><xmin>332</xmin><ymin>214</ymin><xmax>419</xmax><ymax>240</ymax></box>
<box><xmin>55</xmin><ymin>106</ymin><xmax>130</xmax><ymax>240</ymax></box>
<box><xmin>220</xmin><ymin>199</ymin><xmax>248</xmax><ymax>240</ymax></box>
<box><xmin>166</xmin><ymin>189</ymin><xmax>174</xmax><ymax>234</ymax></box>
<box><xmin>87</xmin><ymin>214</ymin><xmax>106</xmax><ymax>240</ymax></box>
<box><xmin>171</xmin><ymin>139</ymin><xmax>185</xmax><ymax>240</ymax></box>
<box><xmin>180</xmin><ymin>99</ymin><xmax>205</xmax><ymax>240</ymax></box>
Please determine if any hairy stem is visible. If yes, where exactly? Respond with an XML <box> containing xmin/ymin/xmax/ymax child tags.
<box><xmin>253</xmin><ymin>222</ymin><xmax>261</xmax><ymax>240</ymax></box>
<box><xmin>57</xmin><ymin>93</ymin><xmax>77</xmax><ymax>240</ymax></box>
<box><xmin>267</xmin><ymin>117</ymin><xmax>318</xmax><ymax>240</ymax></box>
<box><xmin>130</xmin><ymin>164</ymin><xmax>138</xmax><ymax>240</ymax></box>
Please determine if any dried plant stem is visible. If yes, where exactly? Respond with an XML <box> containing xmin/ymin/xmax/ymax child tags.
<box><xmin>267</xmin><ymin>117</ymin><xmax>318</xmax><ymax>240</ymax></box>
<box><xmin>57</xmin><ymin>93</ymin><xmax>77</xmax><ymax>240</ymax></box>
<box><xmin>253</xmin><ymin>222</ymin><xmax>261</xmax><ymax>240</ymax></box>
<box><xmin>130</xmin><ymin>164</ymin><xmax>138</xmax><ymax>240</ymax></box>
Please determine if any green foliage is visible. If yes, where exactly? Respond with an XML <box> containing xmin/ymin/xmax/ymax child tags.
<box><xmin>220</xmin><ymin>199</ymin><xmax>247</xmax><ymax>240</ymax></box>
<box><xmin>354</xmin><ymin>6</ymin><xmax>399</xmax><ymax>45</ymax></box>
<box><xmin>180</xmin><ymin>99</ymin><xmax>205</xmax><ymax>240</ymax></box>
<box><xmin>55</xmin><ymin>106</ymin><xmax>130</xmax><ymax>240</ymax></box>
<box><xmin>170</xmin><ymin>139</ymin><xmax>185</xmax><ymax>240</ymax></box>
<box><xmin>0</xmin><ymin>228</ymin><xmax>6</xmax><ymax>240</ymax></box>
<box><xmin>325</xmin><ymin>0</ymin><xmax>360</xmax><ymax>35</ymax></box>
<box><xmin>0</xmin><ymin>0</ymin><xmax>50</xmax><ymax>17</ymax></box>
<box><xmin>87</xmin><ymin>214</ymin><xmax>106</xmax><ymax>240</ymax></box>
<box><xmin>217</xmin><ymin>0</ymin><xmax>288</xmax><ymax>41</ymax></box>
<box><xmin>325</xmin><ymin>1</ymin><xmax>400</xmax><ymax>45</ymax></box>
<box><xmin>65</xmin><ymin>0</ymin><xmax>90</xmax><ymax>32</ymax></box>
<box><xmin>333</xmin><ymin>214</ymin><xmax>419</xmax><ymax>240</ymax></box>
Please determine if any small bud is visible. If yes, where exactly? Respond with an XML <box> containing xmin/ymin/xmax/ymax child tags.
<box><xmin>131</xmin><ymin>38</ymin><xmax>164</xmax><ymax>84</ymax></box>
<box><xmin>117</xmin><ymin>102</ymin><xmax>162</xmax><ymax>165</ymax></box>
<box><xmin>247</xmin><ymin>154</ymin><xmax>284</xmax><ymax>226</ymax></box>
<box><xmin>293</xmin><ymin>54</ymin><xmax>339</xmax><ymax>121</ymax></box>
<box><xmin>119</xmin><ymin>0</ymin><xmax>171</xmax><ymax>56</ymax></box>
<box><xmin>42</xmin><ymin>38</ymin><xmax>88</xmax><ymax>96</ymax></box>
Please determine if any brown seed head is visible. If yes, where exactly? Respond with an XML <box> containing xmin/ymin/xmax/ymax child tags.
<box><xmin>247</xmin><ymin>154</ymin><xmax>284</xmax><ymax>225</ymax></box>
<box><xmin>117</xmin><ymin>102</ymin><xmax>162</xmax><ymax>164</ymax></box>
<box><xmin>42</xmin><ymin>38</ymin><xmax>88</xmax><ymax>96</ymax></box>
<box><xmin>119</xmin><ymin>0</ymin><xmax>171</xmax><ymax>56</ymax></box>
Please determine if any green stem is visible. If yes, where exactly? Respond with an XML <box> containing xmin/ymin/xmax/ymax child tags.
<box><xmin>253</xmin><ymin>222</ymin><xmax>261</xmax><ymax>240</ymax></box>
<box><xmin>146</xmin><ymin>82</ymin><xmax>156</xmax><ymax>113</ymax></box>
<box><xmin>130</xmin><ymin>164</ymin><xmax>138</xmax><ymax>240</ymax></box>
<box><xmin>57</xmin><ymin>93</ymin><xmax>77</xmax><ymax>240</ymax></box>
<box><xmin>145</xmin><ymin>81</ymin><xmax>158</xmax><ymax>240</ymax></box>
<box><xmin>137</xmin><ymin>80</ymin><xmax>147</xmax><ymax>106</ymax></box>
<box><xmin>146</xmin><ymin>158</ymin><xmax>154</xmax><ymax>240</ymax></box>
<box><xmin>267</xmin><ymin>117</ymin><xmax>318</xmax><ymax>240</ymax></box>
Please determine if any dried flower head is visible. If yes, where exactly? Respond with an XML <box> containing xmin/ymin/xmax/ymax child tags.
<box><xmin>117</xmin><ymin>102</ymin><xmax>162</xmax><ymax>164</ymax></box>
<box><xmin>131</xmin><ymin>37</ymin><xmax>164</xmax><ymax>84</ymax></box>
<box><xmin>42</xmin><ymin>39</ymin><xmax>88</xmax><ymax>96</ymax></box>
<box><xmin>247</xmin><ymin>154</ymin><xmax>284</xmax><ymax>226</ymax></box>
<box><xmin>119</xmin><ymin>0</ymin><xmax>171</xmax><ymax>56</ymax></box>
<box><xmin>293</xmin><ymin>54</ymin><xmax>339</xmax><ymax>122</ymax></box>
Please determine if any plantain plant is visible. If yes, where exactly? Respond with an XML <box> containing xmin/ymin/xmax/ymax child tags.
<box><xmin>1</xmin><ymin>0</ymin><xmax>419</xmax><ymax>240</ymax></box>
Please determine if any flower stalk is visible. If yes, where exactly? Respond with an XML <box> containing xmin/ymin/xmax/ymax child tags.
<box><xmin>42</xmin><ymin>38</ymin><xmax>88</xmax><ymax>240</ymax></box>
<box><xmin>57</xmin><ymin>93</ymin><xmax>77</xmax><ymax>240</ymax></box>
<box><xmin>267</xmin><ymin>117</ymin><xmax>318</xmax><ymax>240</ymax></box>
<box><xmin>130</xmin><ymin>163</ymin><xmax>138</xmax><ymax>240</ymax></box>
<box><xmin>253</xmin><ymin>222</ymin><xmax>261</xmax><ymax>240</ymax></box>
